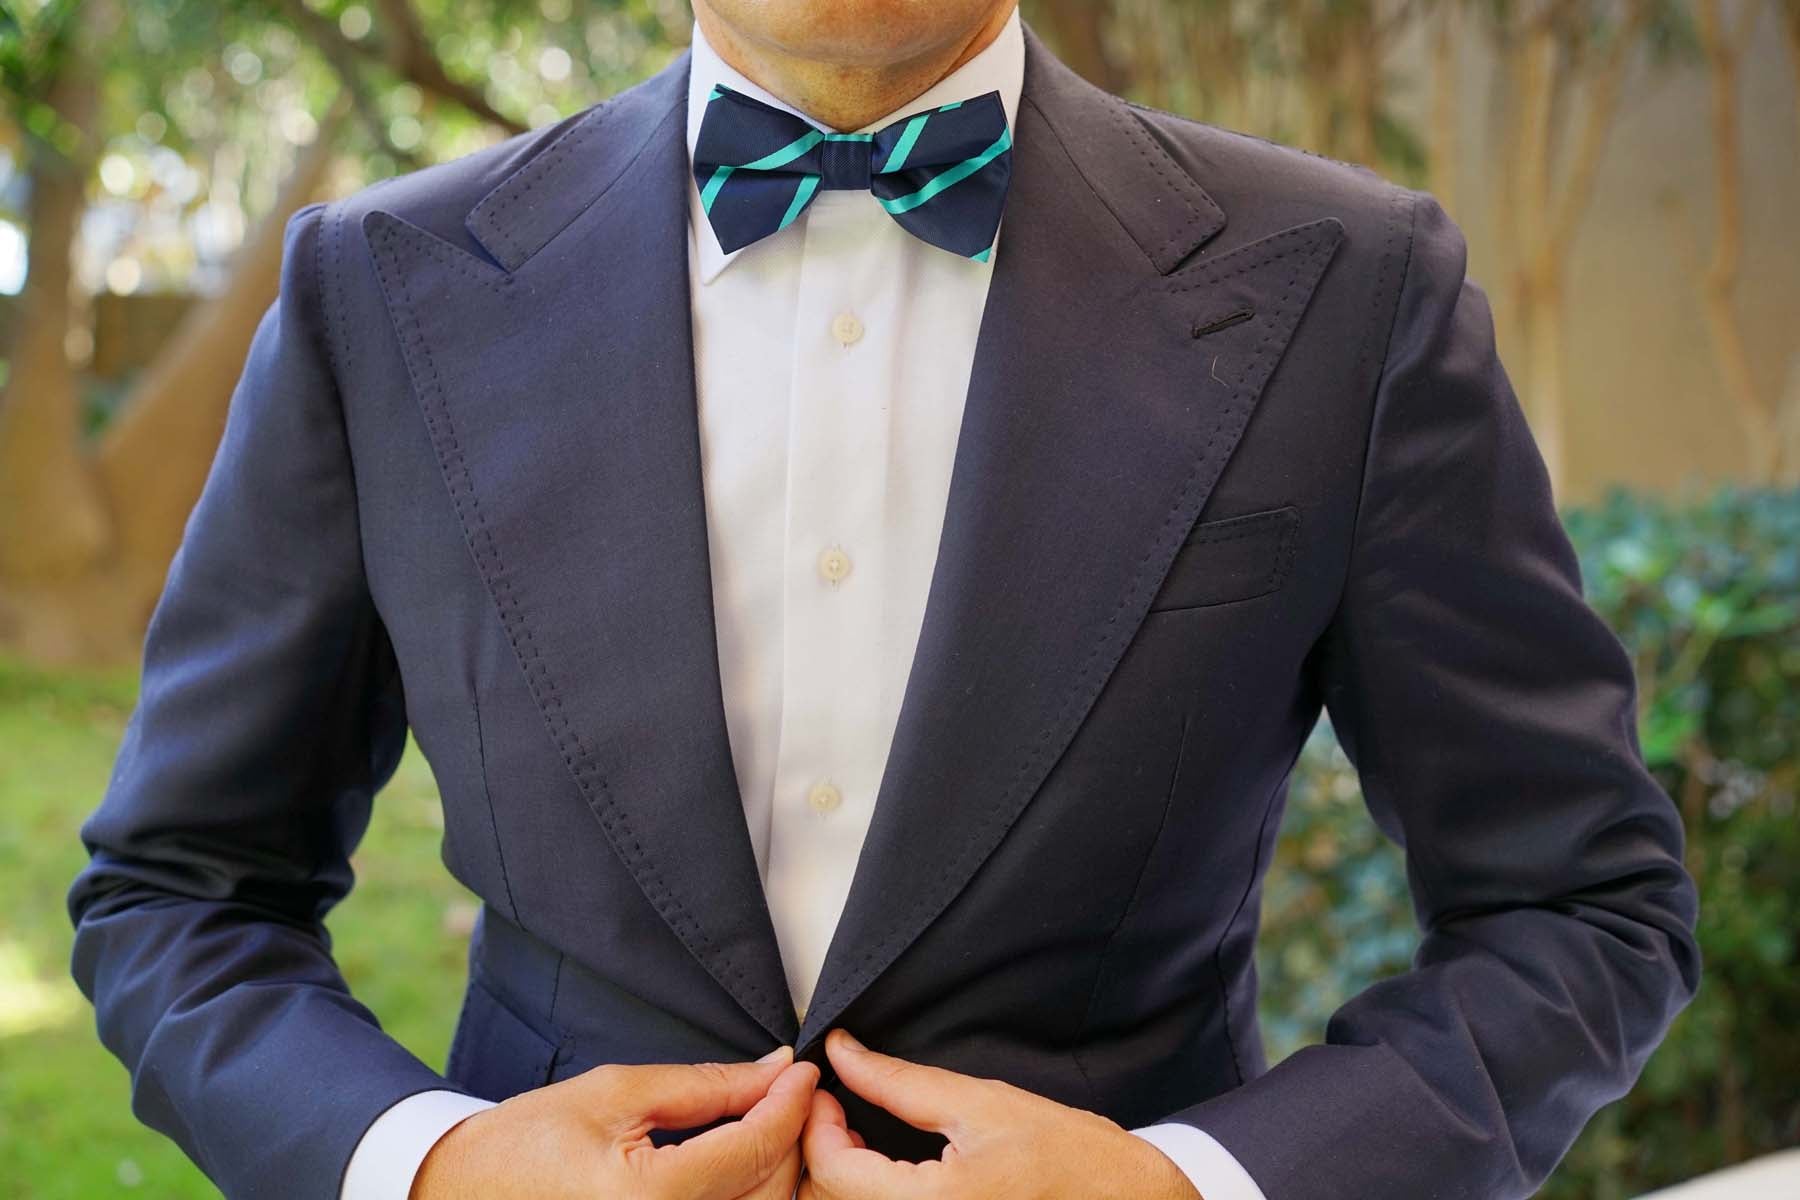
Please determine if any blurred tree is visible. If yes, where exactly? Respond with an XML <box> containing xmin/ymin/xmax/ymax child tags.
<box><xmin>1785</xmin><ymin>0</ymin><xmax>1800</xmax><ymax>474</ymax></box>
<box><xmin>0</xmin><ymin>0</ymin><xmax>112</xmax><ymax>594</ymax></box>
<box><xmin>1784</xmin><ymin>0</ymin><xmax>1800</xmax><ymax>119</ymax></box>
<box><xmin>1292</xmin><ymin>0</ymin><xmax>1385</xmax><ymax>166</ymax></box>
<box><xmin>0</xmin><ymin>0</ymin><xmax>675</xmax><ymax>664</ymax></box>
<box><xmin>1673</xmin><ymin>0</ymin><xmax>1793</xmax><ymax>486</ymax></box>
<box><xmin>0</xmin><ymin>0</ymin><xmax>349</xmax><ymax>663</ymax></box>
<box><xmin>1027</xmin><ymin>0</ymin><xmax>1426</xmax><ymax>173</ymax></box>
<box><xmin>1428</xmin><ymin>0</ymin><xmax>1462</xmax><ymax>214</ymax></box>
<box><xmin>1478</xmin><ymin>0</ymin><xmax>1688</xmax><ymax>498</ymax></box>
<box><xmin>1028</xmin><ymin>0</ymin><xmax>1128</xmax><ymax>94</ymax></box>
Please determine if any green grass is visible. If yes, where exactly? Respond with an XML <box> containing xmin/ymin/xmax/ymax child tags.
<box><xmin>0</xmin><ymin>656</ymin><xmax>478</xmax><ymax>1199</ymax></box>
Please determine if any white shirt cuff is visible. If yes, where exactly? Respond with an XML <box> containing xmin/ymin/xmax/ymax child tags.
<box><xmin>1131</xmin><ymin>1121</ymin><xmax>1270</xmax><ymax>1200</ymax></box>
<box><xmin>341</xmin><ymin>1089</ymin><xmax>499</xmax><ymax>1200</ymax></box>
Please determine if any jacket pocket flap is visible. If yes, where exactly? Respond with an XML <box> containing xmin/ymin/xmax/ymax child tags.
<box><xmin>1148</xmin><ymin>504</ymin><xmax>1299</xmax><ymax>612</ymax></box>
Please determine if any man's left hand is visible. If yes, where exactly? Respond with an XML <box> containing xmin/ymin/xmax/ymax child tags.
<box><xmin>797</xmin><ymin>1029</ymin><xmax>1202</xmax><ymax>1200</ymax></box>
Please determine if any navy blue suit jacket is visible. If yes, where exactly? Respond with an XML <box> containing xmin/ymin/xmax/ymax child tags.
<box><xmin>69</xmin><ymin>23</ymin><xmax>1701</xmax><ymax>1200</ymax></box>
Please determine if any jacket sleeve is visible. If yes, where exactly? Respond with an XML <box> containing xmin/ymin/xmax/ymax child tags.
<box><xmin>66</xmin><ymin>202</ymin><xmax>467</xmax><ymax>1200</ymax></box>
<box><xmin>1163</xmin><ymin>191</ymin><xmax>1702</xmax><ymax>1199</ymax></box>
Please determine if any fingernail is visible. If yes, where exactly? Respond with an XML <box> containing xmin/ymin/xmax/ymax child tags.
<box><xmin>757</xmin><ymin>1044</ymin><xmax>793</xmax><ymax>1064</ymax></box>
<box><xmin>833</xmin><ymin>1029</ymin><xmax>865</xmax><ymax>1051</ymax></box>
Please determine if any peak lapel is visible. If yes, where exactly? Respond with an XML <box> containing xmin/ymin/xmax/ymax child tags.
<box><xmin>364</xmin><ymin>54</ymin><xmax>799</xmax><ymax>1043</ymax></box>
<box><xmin>795</xmin><ymin>26</ymin><xmax>1344</xmax><ymax>1047</ymax></box>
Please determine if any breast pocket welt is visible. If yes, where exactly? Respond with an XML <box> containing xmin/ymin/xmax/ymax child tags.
<box><xmin>1146</xmin><ymin>504</ymin><xmax>1300</xmax><ymax>613</ymax></box>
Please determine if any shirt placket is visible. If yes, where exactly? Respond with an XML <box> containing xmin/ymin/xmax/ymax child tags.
<box><xmin>764</xmin><ymin>192</ymin><xmax>895</xmax><ymax>1017</ymax></box>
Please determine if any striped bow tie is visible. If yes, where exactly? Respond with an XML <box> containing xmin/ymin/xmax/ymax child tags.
<box><xmin>692</xmin><ymin>83</ymin><xmax>1014</xmax><ymax>262</ymax></box>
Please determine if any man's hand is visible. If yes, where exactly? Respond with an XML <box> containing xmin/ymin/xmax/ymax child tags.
<box><xmin>412</xmin><ymin>1046</ymin><xmax>819</xmax><ymax>1199</ymax></box>
<box><xmin>797</xmin><ymin>1030</ymin><xmax>1201</xmax><ymax>1199</ymax></box>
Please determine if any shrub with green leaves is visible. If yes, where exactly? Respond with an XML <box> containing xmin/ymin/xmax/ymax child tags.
<box><xmin>1257</xmin><ymin>484</ymin><xmax>1799</xmax><ymax>1197</ymax></box>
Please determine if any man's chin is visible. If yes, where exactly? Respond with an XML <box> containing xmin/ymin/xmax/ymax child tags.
<box><xmin>693</xmin><ymin>0</ymin><xmax>1014</xmax><ymax>70</ymax></box>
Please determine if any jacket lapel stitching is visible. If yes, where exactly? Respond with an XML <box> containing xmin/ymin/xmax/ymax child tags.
<box><xmin>1105</xmin><ymin>98</ymin><xmax>1225</xmax><ymax>270</ymax></box>
<box><xmin>1164</xmin><ymin>219</ymin><xmax>1345</xmax><ymax>298</ymax></box>
<box><xmin>468</xmin><ymin>68</ymin><xmax>688</xmax><ymax>272</ymax></box>
<box><xmin>364</xmin><ymin>217</ymin><xmax>793</xmax><ymax>1039</ymax></box>
<box><xmin>803</xmin><ymin>218</ymin><xmax>1345</xmax><ymax>1028</ymax></box>
<box><xmin>369</xmin><ymin>218</ymin><xmax>513</xmax><ymax>292</ymax></box>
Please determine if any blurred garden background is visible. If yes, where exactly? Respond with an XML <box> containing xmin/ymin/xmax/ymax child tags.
<box><xmin>0</xmin><ymin>0</ymin><xmax>1796</xmax><ymax>1196</ymax></box>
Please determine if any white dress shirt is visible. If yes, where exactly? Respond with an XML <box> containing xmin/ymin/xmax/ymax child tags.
<box><xmin>342</xmin><ymin>12</ymin><xmax>1267</xmax><ymax>1199</ymax></box>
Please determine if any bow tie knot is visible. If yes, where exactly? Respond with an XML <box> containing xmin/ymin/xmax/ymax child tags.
<box><xmin>693</xmin><ymin>84</ymin><xmax>1014</xmax><ymax>261</ymax></box>
<box><xmin>818</xmin><ymin>135</ymin><xmax>875</xmax><ymax>191</ymax></box>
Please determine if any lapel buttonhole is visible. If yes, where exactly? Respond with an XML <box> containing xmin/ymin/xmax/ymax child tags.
<box><xmin>1192</xmin><ymin>308</ymin><xmax>1255</xmax><ymax>339</ymax></box>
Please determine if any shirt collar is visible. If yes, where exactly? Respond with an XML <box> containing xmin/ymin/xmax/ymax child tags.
<box><xmin>685</xmin><ymin>7</ymin><xmax>1025</xmax><ymax>285</ymax></box>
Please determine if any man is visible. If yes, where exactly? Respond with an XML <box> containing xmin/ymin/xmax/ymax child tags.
<box><xmin>68</xmin><ymin>2</ymin><xmax>1702</xmax><ymax>1198</ymax></box>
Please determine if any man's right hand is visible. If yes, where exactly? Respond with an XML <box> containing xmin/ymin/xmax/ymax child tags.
<box><xmin>411</xmin><ymin>1046</ymin><xmax>819</xmax><ymax>1199</ymax></box>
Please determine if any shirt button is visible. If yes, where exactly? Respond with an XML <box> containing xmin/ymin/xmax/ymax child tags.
<box><xmin>807</xmin><ymin>782</ymin><xmax>842</xmax><ymax>814</ymax></box>
<box><xmin>818</xmin><ymin>546</ymin><xmax>852</xmax><ymax>584</ymax></box>
<box><xmin>831</xmin><ymin>312</ymin><xmax>864</xmax><ymax>346</ymax></box>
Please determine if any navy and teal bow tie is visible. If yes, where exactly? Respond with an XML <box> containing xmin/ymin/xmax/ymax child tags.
<box><xmin>693</xmin><ymin>83</ymin><xmax>1013</xmax><ymax>261</ymax></box>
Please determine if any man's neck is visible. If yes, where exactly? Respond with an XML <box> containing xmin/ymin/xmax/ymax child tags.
<box><xmin>690</xmin><ymin>2</ymin><xmax>1018</xmax><ymax>132</ymax></box>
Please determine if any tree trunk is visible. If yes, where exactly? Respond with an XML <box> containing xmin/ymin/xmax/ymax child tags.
<box><xmin>1300</xmin><ymin>58</ymin><xmax>1337</xmax><ymax>157</ymax></box>
<box><xmin>1783</xmin><ymin>1</ymin><xmax>1800</xmax><ymax>146</ymax></box>
<box><xmin>1511</xmin><ymin>16</ymin><xmax>1564</xmax><ymax>492</ymax></box>
<box><xmin>1428</xmin><ymin>2</ymin><xmax>1460</xmax><ymax>216</ymax></box>
<box><xmin>370</xmin><ymin>0</ymin><xmax>525</xmax><ymax>133</ymax></box>
<box><xmin>1695</xmin><ymin>0</ymin><xmax>1781</xmax><ymax>482</ymax></box>
<box><xmin>1180</xmin><ymin>3</ymin><xmax>1251</xmax><ymax>131</ymax></box>
<box><xmin>0</xmin><ymin>55</ymin><xmax>114</xmax><ymax>656</ymax></box>
<box><xmin>274</xmin><ymin>0</ymin><xmax>525</xmax><ymax>135</ymax></box>
<box><xmin>1341</xmin><ymin>6</ymin><xmax>1381</xmax><ymax>168</ymax></box>
<box><xmin>95</xmin><ymin>114</ymin><xmax>345</xmax><ymax>629</ymax></box>
<box><xmin>1497</xmin><ymin>2</ymin><xmax>1644</xmax><ymax>499</ymax></box>
<box><xmin>1774</xmin><ymin>0</ymin><xmax>1800</xmax><ymax>481</ymax></box>
<box><xmin>0</xmin><ymin>133</ymin><xmax>111</xmax><ymax>580</ymax></box>
<box><xmin>1779</xmin><ymin>352</ymin><xmax>1800</xmax><ymax>487</ymax></box>
<box><xmin>1523</xmin><ymin>270</ymin><xmax>1568</xmax><ymax>498</ymax></box>
<box><xmin>0</xmin><ymin>115</ymin><xmax>343</xmax><ymax>666</ymax></box>
<box><xmin>1031</xmin><ymin>0</ymin><xmax>1126</xmax><ymax>94</ymax></box>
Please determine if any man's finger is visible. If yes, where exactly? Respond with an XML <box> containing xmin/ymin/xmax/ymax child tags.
<box><xmin>801</xmin><ymin>1083</ymin><xmax>939</xmax><ymax>1200</ymax></box>
<box><xmin>802</xmin><ymin>1085</ymin><xmax>857</xmax><ymax>1157</ymax></box>
<box><xmin>822</xmin><ymin>1028</ymin><xmax>982</xmax><ymax>1136</ymax></box>
<box><xmin>663</xmin><ymin>1059</ymin><xmax>820</xmax><ymax>1200</ymax></box>
<box><xmin>738</xmin><ymin>1140</ymin><xmax>804</xmax><ymax>1200</ymax></box>
<box><xmin>599</xmin><ymin>1047</ymin><xmax>795</xmax><ymax>1132</ymax></box>
<box><xmin>803</xmin><ymin>1085</ymin><xmax>869</xmax><ymax>1149</ymax></box>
